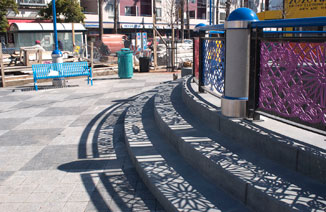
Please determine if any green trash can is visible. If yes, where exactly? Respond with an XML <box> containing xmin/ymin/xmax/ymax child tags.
<box><xmin>117</xmin><ymin>48</ymin><xmax>133</xmax><ymax>78</ymax></box>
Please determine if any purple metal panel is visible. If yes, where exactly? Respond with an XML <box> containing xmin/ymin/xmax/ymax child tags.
<box><xmin>258</xmin><ymin>41</ymin><xmax>326</xmax><ymax>130</ymax></box>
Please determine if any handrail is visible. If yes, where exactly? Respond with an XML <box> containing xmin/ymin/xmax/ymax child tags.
<box><xmin>263</xmin><ymin>31</ymin><xmax>326</xmax><ymax>34</ymax></box>
<box><xmin>208</xmin><ymin>31</ymin><xmax>225</xmax><ymax>34</ymax></box>
<box><xmin>251</xmin><ymin>17</ymin><xmax>326</xmax><ymax>28</ymax></box>
<box><xmin>194</xmin><ymin>24</ymin><xmax>224</xmax><ymax>32</ymax></box>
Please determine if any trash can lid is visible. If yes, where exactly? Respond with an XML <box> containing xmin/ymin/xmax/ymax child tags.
<box><xmin>121</xmin><ymin>48</ymin><xmax>130</xmax><ymax>51</ymax></box>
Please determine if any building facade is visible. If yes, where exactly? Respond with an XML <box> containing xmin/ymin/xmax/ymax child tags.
<box><xmin>81</xmin><ymin>0</ymin><xmax>265</xmax><ymax>39</ymax></box>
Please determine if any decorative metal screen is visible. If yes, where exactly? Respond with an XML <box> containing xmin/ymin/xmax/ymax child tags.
<box><xmin>258</xmin><ymin>40</ymin><xmax>326</xmax><ymax>131</ymax></box>
<box><xmin>202</xmin><ymin>39</ymin><xmax>225</xmax><ymax>95</ymax></box>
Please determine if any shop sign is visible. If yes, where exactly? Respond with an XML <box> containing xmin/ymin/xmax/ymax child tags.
<box><xmin>285</xmin><ymin>0</ymin><xmax>326</xmax><ymax>18</ymax></box>
<box><xmin>121</xmin><ymin>24</ymin><xmax>143</xmax><ymax>29</ymax></box>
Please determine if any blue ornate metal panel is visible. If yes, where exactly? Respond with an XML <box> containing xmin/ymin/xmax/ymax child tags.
<box><xmin>202</xmin><ymin>39</ymin><xmax>225</xmax><ymax>95</ymax></box>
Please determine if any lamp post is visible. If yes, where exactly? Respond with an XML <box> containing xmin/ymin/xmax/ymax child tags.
<box><xmin>52</xmin><ymin>0</ymin><xmax>63</xmax><ymax>63</ymax></box>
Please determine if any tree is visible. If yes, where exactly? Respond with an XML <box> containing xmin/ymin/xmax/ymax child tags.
<box><xmin>39</xmin><ymin>0</ymin><xmax>85</xmax><ymax>23</ymax></box>
<box><xmin>0</xmin><ymin>0</ymin><xmax>18</xmax><ymax>32</ymax></box>
<box><xmin>162</xmin><ymin>0</ymin><xmax>179</xmax><ymax>71</ymax></box>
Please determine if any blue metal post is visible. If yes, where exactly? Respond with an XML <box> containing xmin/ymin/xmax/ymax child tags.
<box><xmin>52</xmin><ymin>0</ymin><xmax>61</xmax><ymax>55</ymax></box>
<box><xmin>209</xmin><ymin>0</ymin><xmax>212</xmax><ymax>25</ymax></box>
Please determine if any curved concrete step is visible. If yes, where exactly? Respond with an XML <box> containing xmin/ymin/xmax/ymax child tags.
<box><xmin>124</xmin><ymin>84</ymin><xmax>248</xmax><ymax>212</ymax></box>
<box><xmin>182</xmin><ymin>76</ymin><xmax>326</xmax><ymax>184</ymax></box>
<box><xmin>154</xmin><ymin>80</ymin><xmax>326</xmax><ymax>212</ymax></box>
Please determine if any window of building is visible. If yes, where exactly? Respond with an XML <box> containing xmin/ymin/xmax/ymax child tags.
<box><xmin>197</xmin><ymin>8</ymin><xmax>206</xmax><ymax>19</ymax></box>
<box><xmin>107</xmin><ymin>4</ymin><xmax>114</xmax><ymax>17</ymax></box>
<box><xmin>141</xmin><ymin>0</ymin><xmax>152</xmax><ymax>16</ymax></box>
<box><xmin>189</xmin><ymin>10</ymin><xmax>195</xmax><ymax>18</ymax></box>
<box><xmin>190</xmin><ymin>0</ymin><xmax>196</xmax><ymax>3</ymax></box>
<box><xmin>220</xmin><ymin>0</ymin><xmax>226</xmax><ymax>6</ymax></box>
<box><xmin>220</xmin><ymin>12</ymin><xmax>226</xmax><ymax>21</ymax></box>
<box><xmin>125</xmin><ymin>6</ymin><xmax>137</xmax><ymax>16</ymax></box>
<box><xmin>156</xmin><ymin>8</ymin><xmax>162</xmax><ymax>18</ymax></box>
<box><xmin>156</xmin><ymin>8</ymin><xmax>162</xmax><ymax>20</ymax></box>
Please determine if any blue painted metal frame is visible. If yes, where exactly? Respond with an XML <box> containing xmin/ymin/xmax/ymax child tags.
<box><xmin>263</xmin><ymin>31</ymin><xmax>326</xmax><ymax>34</ymax></box>
<box><xmin>251</xmin><ymin>17</ymin><xmax>326</xmax><ymax>28</ymax></box>
<box><xmin>32</xmin><ymin>61</ymin><xmax>93</xmax><ymax>91</ymax></box>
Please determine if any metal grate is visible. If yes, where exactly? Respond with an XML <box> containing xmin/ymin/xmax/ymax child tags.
<box><xmin>202</xmin><ymin>39</ymin><xmax>225</xmax><ymax>96</ymax></box>
<box><xmin>258</xmin><ymin>40</ymin><xmax>326</xmax><ymax>131</ymax></box>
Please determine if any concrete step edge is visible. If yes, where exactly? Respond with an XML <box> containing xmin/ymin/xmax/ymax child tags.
<box><xmin>182</xmin><ymin>76</ymin><xmax>326</xmax><ymax>184</ymax></box>
<box><xmin>153</xmin><ymin>80</ymin><xmax>326</xmax><ymax>212</ymax></box>
<box><xmin>124</xmin><ymin>85</ymin><xmax>248</xmax><ymax>212</ymax></box>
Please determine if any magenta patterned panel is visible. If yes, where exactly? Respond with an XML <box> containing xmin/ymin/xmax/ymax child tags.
<box><xmin>259</xmin><ymin>41</ymin><xmax>326</xmax><ymax>130</ymax></box>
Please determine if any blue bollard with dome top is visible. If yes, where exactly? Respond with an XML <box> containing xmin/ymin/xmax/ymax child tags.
<box><xmin>221</xmin><ymin>8</ymin><xmax>259</xmax><ymax>118</ymax></box>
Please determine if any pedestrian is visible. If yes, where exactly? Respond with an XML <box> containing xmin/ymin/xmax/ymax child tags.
<box><xmin>33</xmin><ymin>40</ymin><xmax>45</xmax><ymax>51</ymax></box>
<box><xmin>58</xmin><ymin>40</ymin><xmax>63</xmax><ymax>51</ymax></box>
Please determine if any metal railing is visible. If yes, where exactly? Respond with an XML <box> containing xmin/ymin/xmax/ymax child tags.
<box><xmin>249</xmin><ymin>17</ymin><xmax>326</xmax><ymax>134</ymax></box>
<box><xmin>195</xmin><ymin>17</ymin><xmax>326</xmax><ymax>134</ymax></box>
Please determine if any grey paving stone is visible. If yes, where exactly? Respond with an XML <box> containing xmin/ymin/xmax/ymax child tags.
<box><xmin>20</xmin><ymin>145</ymin><xmax>82</xmax><ymax>170</ymax></box>
<box><xmin>36</xmin><ymin>106</ymin><xmax>89</xmax><ymax>117</ymax></box>
<box><xmin>0</xmin><ymin>171</ymin><xmax>14</xmax><ymax>183</ymax></box>
<box><xmin>0</xmin><ymin>73</ymin><xmax>172</xmax><ymax>212</ymax></box>
<box><xmin>0</xmin><ymin>107</ymin><xmax>48</xmax><ymax>119</ymax></box>
<box><xmin>0</xmin><ymin>128</ymin><xmax>63</xmax><ymax>146</ymax></box>
<box><xmin>13</xmin><ymin>115</ymin><xmax>78</xmax><ymax>130</ymax></box>
<box><xmin>11</xmin><ymin>100</ymin><xmax>56</xmax><ymax>110</ymax></box>
<box><xmin>0</xmin><ymin>95</ymin><xmax>33</xmax><ymax>102</ymax></box>
<box><xmin>69</xmin><ymin>115</ymin><xmax>97</xmax><ymax>127</ymax></box>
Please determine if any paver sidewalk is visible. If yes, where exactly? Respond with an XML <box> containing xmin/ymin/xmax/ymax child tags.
<box><xmin>0</xmin><ymin>73</ymin><xmax>173</xmax><ymax>212</ymax></box>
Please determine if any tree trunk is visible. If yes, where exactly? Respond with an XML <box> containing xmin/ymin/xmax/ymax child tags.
<box><xmin>186</xmin><ymin>0</ymin><xmax>190</xmax><ymax>38</ymax></box>
<box><xmin>114</xmin><ymin>0</ymin><xmax>118</xmax><ymax>33</ymax></box>
<box><xmin>180</xmin><ymin>0</ymin><xmax>184</xmax><ymax>42</ymax></box>
<box><xmin>215</xmin><ymin>0</ymin><xmax>219</xmax><ymax>24</ymax></box>
<box><xmin>99</xmin><ymin>0</ymin><xmax>103</xmax><ymax>40</ymax></box>
<box><xmin>225</xmin><ymin>0</ymin><xmax>231</xmax><ymax>20</ymax></box>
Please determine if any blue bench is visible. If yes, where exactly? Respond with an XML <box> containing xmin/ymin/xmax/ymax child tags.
<box><xmin>32</xmin><ymin>61</ymin><xmax>93</xmax><ymax>91</ymax></box>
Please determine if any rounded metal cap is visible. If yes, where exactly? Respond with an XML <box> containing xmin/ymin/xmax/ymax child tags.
<box><xmin>52</xmin><ymin>49</ymin><xmax>62</xmax><ymax>56</ymax></box>
<box><xmin>227</xmin><ymin>8</ymin><xmax>259</xmax><ymax>22</ymax></box>
<box><xmin>194</xmin><ymin>23</ymin><xmax>206</xmax><ymax>28</ymax></box>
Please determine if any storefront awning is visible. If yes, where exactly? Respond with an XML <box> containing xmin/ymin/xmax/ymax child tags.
<box><xmin>9</xmin><ymin>23</ymin><xmax>86</xmax><ymax>32</ymax></box>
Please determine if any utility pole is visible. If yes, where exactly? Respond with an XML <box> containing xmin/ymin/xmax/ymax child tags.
<box><xmin>186</xmin><ymin>0</ymin><xmax>190</xmax><ymax>38</ymax></box>
<box><xmin>181</xmin><ymin>0</ymin><xmax>184</xmax><ymax>42</ymax></box>
<box><xmin>99</xmin><ymin>0</ymin><xmax>103</xmax><ymax>40</ymax></box>
<box><xmin>152</xmin><ymin>0</ymin><xmax>157</xmax><ymax>69</ymax></box>
<box><xmin>114</xmin><ymin>0</ymin><xmax>118</xmax><ymax>33</ymax></box>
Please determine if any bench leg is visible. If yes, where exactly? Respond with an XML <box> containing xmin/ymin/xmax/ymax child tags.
<box><xmin>34</xmin><ymin>80</ymin><xmax>38</xmax><ymax>91</ymax></box>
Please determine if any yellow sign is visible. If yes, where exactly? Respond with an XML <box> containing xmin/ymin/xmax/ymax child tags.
<box><xmin>285</xmin><ymin>0</ymin><xmax>326</xmax><ymax>19</ymax></box>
